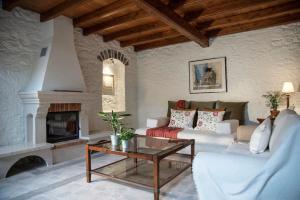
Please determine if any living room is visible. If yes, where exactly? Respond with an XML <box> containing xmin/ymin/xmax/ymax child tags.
<box><xmin>0</xmin><ymin>0</ymin><xmax>300</xmax><ymax>199</ymax></box>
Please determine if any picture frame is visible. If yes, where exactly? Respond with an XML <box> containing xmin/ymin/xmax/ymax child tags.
<box><xmin>102</xmin><ymin>74</ymin><xmax>115</xmax><ymax>95</ymax></box>
<box><xmin>189</xmin><ymin>57</ymin><xmax>227</xmax><ymax>93</ymax></box>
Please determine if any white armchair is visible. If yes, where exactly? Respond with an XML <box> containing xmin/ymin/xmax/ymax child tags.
<box><xmin>193</xmin><ymin>110</ymin><xmax>300</xmax><ymax>200</ymax></box>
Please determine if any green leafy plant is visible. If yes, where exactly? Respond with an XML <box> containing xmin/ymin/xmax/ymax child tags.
<box><xmin>119</xmin><ymin>127</ymin><xmax>135</xmax><ymax>141</ymax></box>
<box><xmin>98</xmin><ymin>111</ymin><xmax>131</xmax><ymax>135</ymax></box>
<box><xmin>262</xmin><ymin>91</ymin><xmax>284</xmax><ymax>110</ymax></box>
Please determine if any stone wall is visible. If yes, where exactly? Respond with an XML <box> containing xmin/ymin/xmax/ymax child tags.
<box><xmin>136</xmin><ymin>22</ymin><xmax>300</xmax><ymax>127</ymax></box>
<box><xmin>0</xmin><ymin>8</ymin><xmax>42</xmax><ymax>145</ymax></box>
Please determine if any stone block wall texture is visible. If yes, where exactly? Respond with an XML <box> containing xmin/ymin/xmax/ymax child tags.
<box><xmin>0</xmin><ymin>7</ymin><xmax>137</xmax><ymax>145</ymax></box>
<box><xmin>136</xmin><ymin>22</ymin><xmax>300</xmax><ymax>127</ymax></box>
<box><xmin>0</xmin><ymin>8</ymin><xmax>42</xmax><ymax>145</ymax></box>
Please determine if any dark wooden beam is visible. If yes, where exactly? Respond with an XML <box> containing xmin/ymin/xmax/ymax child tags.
<box><xmin>40</xmin><ymin>0</ymin><xmax>88</xmax><ymax>22</ymax></box>
<box><xmin>168</xmin><ymin>0</ymin><xmax>186</xmax><ymax>10</ymax></box>
<box><xmin>204</xmin><ymin>1</ymin><xmax>300</xmax><ymax>30</ymax></box>
<box><xmin>103</xmin><ymin>22</ymin><xmax>168</xmax><ymax>42</ymax></box>
<box><xmin>73</xmin><ymin>0</ymin><xmax>134</xmax><ymax>27</ymax></box>
<box><xmin>2</xmin><ymin>0</ymin><xmax>22</xmax><ymax>11</ymax></box>
<box><xmin>207</xmin><ymin>11</ymin><xmax>300</xmax><ymax>37</ymax></box>
<box><xmin>195</xmin><ymin>0</ymin><xmax>295</xmax><ymax>23</ymax></box>
<box><xmin>132</xmin><ymin>0</ymin><xmax>209</xmax><ymax>47</ymax></box>
<box><xmin>83</xmin><ymin>10</ymin><xmax>150</xmax><ymax>35</ymax></box>
<box><xmin>134</xmin><ymin>35</ymin><xmax>189</xmax><ymax>51</ymax></box>
<box><xmin>120</xmin><ymin>30</ymin><xmax>179</xmax><ymax>47</ymax></box>
<box><xmin>207</xmin><ymin>1</ymin><xmax>300</xmax><ymax>30</ymax></box>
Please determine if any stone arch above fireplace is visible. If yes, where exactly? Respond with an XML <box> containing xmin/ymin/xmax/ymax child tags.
<box><xmin>97</xmin><ymin>49</ymin><xmax>129</xmax><ymax>66</ymax></box>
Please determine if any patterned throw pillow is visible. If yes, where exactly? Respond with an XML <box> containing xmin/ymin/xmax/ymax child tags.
<box><xmin>194</xmin><ymin>111</ymin><xmax>225</xmax><ymax>131</ymax></box>
<box><xmin>168</xmin><ymin>109</ymin><xmax>196</xmax><ymax>129</ymax></box>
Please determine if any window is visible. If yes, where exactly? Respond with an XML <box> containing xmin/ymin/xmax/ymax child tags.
<box><xmin>102</xmin><ymin>58</ymin><xmax>125</xmax><ymax>112</ymax></box>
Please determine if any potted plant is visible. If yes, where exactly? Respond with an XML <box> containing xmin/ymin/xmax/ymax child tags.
<box><xmin>262</xmin><ymin>91</ymin><xmax>284</xmax><ymax>118</ymax></box>
<box><xmin>119</xmin><ymin>127</ymin><xmax>135</xmax><ymax>151</ymax></box>
<box><xmin>98</xmin><ymin>111</ymin><xmax>131</xmax><ymax>146</ymax></box>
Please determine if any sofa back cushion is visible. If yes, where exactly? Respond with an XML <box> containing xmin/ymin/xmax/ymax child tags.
<box><xmin>216</xmin><ymin>101</ymin><xmax>248</xmax><ymax>125</ymax></box>
<box><xmin>194</xmin><ymin>110</ymin><xmax>225</xmax><ymax>131</ymax></box>
<box><xmin>167</xmin><ymin>101</ymin><xmax>190</xmax><ymax>117</ymax></box>
<box><xmin>269</xmin><ymin>109</ymin><xmax>298</xmax><ymax>152</ymax></box>
<box><xmin>168</xmin><ymin>109</ymin><xmax>196</xmax><ymax>129</ymax></box>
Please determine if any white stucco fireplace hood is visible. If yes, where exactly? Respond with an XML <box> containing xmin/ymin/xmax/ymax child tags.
<box><xmin>19</xmin><ymin>16</ymin><xmax>97</xmax><ymax>145</ymax></box>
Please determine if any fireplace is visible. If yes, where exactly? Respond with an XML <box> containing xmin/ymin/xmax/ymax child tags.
<box><xmin>46</xmin><ymin>111</ymin><xmax>79</xmax><ymax>143</ymax></box>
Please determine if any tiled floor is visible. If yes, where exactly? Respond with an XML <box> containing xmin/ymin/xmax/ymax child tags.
<box><xmin>0</xmin><ymin>154</ymin><xmax>198</xmax><ymax>200</ymax></box>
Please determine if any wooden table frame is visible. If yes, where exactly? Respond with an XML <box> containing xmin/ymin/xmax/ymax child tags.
<box><xmin>85</xmin><ymin>136</ymin><xmax>195</xmax><ymax>200</ymax></box>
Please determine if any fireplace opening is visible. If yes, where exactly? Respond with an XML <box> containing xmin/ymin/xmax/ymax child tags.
<box><xmin>46</xmin><ymin>111</ymin><xmax>79</xmax><ymax>143</ymax></box>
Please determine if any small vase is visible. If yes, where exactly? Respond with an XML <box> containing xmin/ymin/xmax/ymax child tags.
<box><xmin>121</xmin><ymin>140</ymin><xmax>129</xmax><ymax>151</ymax></box>
<box><xmin>270</xmin><ymin>109</ymin><xmax>280</xmax><ymax>119</ymax></box>
<box><xmin>110</xmin><ymin>135</ymin><xmax>119</xmax><ymax>146</ymax></box>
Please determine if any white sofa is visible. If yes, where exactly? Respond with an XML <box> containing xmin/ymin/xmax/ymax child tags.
<box><xmin>193</xmin><ymin>109</ymin><xmax>300</xmax><ymax>200</ymax></box>
<box><xmin>135</xmin><ymin>117</ymin><xmax>239</xmax><ymax>153</ymax></box>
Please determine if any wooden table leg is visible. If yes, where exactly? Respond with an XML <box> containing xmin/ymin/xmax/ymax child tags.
<box><xmin>85</xmin><ymin>144</ymin><xmax>91</xmax><ymax>183</ymax></box>
<box><xmin>191</xmin><ymin>140</ymin><xmax>195</xmax><ymax>173</ymax></box>
<box><xmin>153</xmin><ymin>156</ymin><xmax>160</xmax><ymax>200</ymax></box>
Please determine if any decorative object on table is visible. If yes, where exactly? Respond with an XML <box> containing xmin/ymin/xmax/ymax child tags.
<box><xmin>281</xmin><ymin>82</ymin><xmax>295</xmax><ymax>109</ymax></box>
<box><xmin>119</xmin><ymin>127</ymin><xmax>134</xmax><ymax>151</ymax></box>
<box><xmin>262</xmin><ymin>91</ymin><xmax>284</xmax><ymax>119</ymax></box>
<box><xmin>189</xmin><ymin>57</ymin><xmax>227</xmax><ymax>93</ymax></box>
<box><xmin>98</xmin><ymin>111</ymin><xmax>131</xmax><ymax>146</ymax></box>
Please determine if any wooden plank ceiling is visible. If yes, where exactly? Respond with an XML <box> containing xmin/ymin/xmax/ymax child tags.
<box><xmin>3</xmin><ymin>0</ymin><xmax>300</xmax><ymax>51</ymax></box>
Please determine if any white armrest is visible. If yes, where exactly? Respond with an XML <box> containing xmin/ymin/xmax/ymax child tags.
<box><xmin>146</xmin><ymin>117</ymin><xmax>169</xmax><ymax>128</ymax></box>
<box><xmin>216</xmin><ymin>119</ymin><xmax>239</xmax><ymax>135</ymax></box>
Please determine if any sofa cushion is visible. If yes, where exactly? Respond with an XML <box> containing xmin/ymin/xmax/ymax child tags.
<box><xmin>216</xmin><ymin>101</ymin><xmax>248</xmax><ymax>125</ymax></box>
<box><xmin>194</xmin><ymin>110</ymin><xmax>225</xmax><ymax>131</ymax></box>
<box><xmin>168</xmin><ymin>109</ymin><xmax>196</xmax><ymax>128</ymax></box>
<box><xmin>178</xmin><ymin>129</ymin><xmax>234</xmax><ymax>145</ymax></box>
<box><xmin>226</xmin><ymin>143</ymin><xmax>271</xmax><ymax>158</ymax></box>
<box><xmin>249</xmin><ymin>118</ymin><xmax>272</xmax><ymax>154</ymax></box>
<box><xmin>269</xmin><ymin>109</ymin><xmax>298</xmax><ymax>152</ymax></box>
<box><xmin>190</xmin><ymin>101</ymin><xmax>216</xmax><ymax>110</ymax></box>
<box><xmin>167</xmin><ymin>101</ymin><xmax>190</xmax><ymax>117</ymax></box>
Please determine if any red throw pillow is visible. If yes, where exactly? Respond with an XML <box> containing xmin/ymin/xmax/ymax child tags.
<box><xmin>176</xmin><ymin>100</ymin><xmax>186</xmax><ymax>109</ymax></box>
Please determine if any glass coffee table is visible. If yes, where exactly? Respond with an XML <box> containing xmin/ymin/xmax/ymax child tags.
<box><xmin>85</xmin><ymin>135</ymin><xmax>195</xmax><ymax>200</ymax></box>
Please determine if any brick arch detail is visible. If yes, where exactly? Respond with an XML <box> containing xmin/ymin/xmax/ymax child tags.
<box><xmin>97</xmin><ymin>49</ymin><xmax>129</xmax><ymax>65</ymax></box>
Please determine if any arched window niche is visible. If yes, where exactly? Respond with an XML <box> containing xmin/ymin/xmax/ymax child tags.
<box><xmin>102</xmin><ymin>58</ymin><xmax>126</xmax><ymax>113</ymax></box>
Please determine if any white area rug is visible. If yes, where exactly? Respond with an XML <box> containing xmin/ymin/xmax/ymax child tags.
<box><xmin>0</xmin><ymin>154</ymin><xmax>198</xmax><ymax>200</ymax></box>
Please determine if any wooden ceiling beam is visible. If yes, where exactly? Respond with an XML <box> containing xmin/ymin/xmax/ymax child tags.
<box><xmin>207</xmin><ymin>11</ymin><xmax>300</xmax><ymax>37</ymax></box>
<box><xmin>83</xmin><ymin>10</ymin><xmax>150</xmax><ymax>35</ymax></box>
<box><xmin>40</xmin><ymin>0</ymin><xmax>88</xmax><ymax>22</ymax></box>
<box><xmin>103</xmin><ymin>22</ymin><xmax>168</xmax><ymax>42</ymax></box>
<box><xmin>203</xmin><ymin>1</ymin><xmax>300</xmax><ymax>30</ymax></box>
<box><xmin>120</xmin><ymin>30</ymin><xmax>180</xmax><ymax>47</ymax></box>
<box><xmin>134</xmin><ymin>35</ymin><xmax>189</xmax><ymax>51</ymax></box>
<box><xmin>73</xmin><ymin>0</ymin><xmax>135</xmax><ymax>27</ymax></box>
<box><xmin>194</xmin><ymin>0</ymin><xmax>295</xmax><ymax>23</ymax></box>
<box><xmin>2</xmin><ymin>0</ymin><xmax>22</xmax><ymax>11</ymax></box>
<box><xmin>131</xmin><ymin>0</ymin><xmax>209</xmax><ymax>47</ymax></box>
<box><xmin>89</xmin><ymin>0</ymin><xmax>289</xmax><ymax>42</ymax></box>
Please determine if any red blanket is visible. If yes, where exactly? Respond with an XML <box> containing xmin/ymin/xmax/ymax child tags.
<box><xmin>146</xmin><ymin>126</ymin><xmax>182</xmax><ymax>139</ymax></box>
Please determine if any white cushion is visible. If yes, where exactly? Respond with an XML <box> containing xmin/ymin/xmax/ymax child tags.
<box><xmin>226</xmin><ymin>143</ymin><xmax>271</xmax><ymax>158</ymax></box>
<box><xmin>249</xmin><ymin>118</ymin><xmax>272</xmax><ymax>154</ymax></box>
<box><xmin>216</xmin><ymin>119</ymin><xmax>239</xmax><ymax>135</ymax></box>
<box><xmin>146</xmin><ymin>117</ymin><xmax>169</xmax><ymax>128</ymax></box>
<box><xmin>178</xmin><ymin>129</ymin><xmax>234</xmax><ymax>145</ymax></box>
<box><xmin>269</xmin><ymin>109</ymin><xmax>297</xmax><ymax>151</ymax></box>
<box><xmin>194</xmin><ymin>111</ymin><xmax>225</xmax><ymax>131</ymax></box>
<box><xmin>168</xmin><ymin>109</ymin><xmax>196</xmax><ymax>128</ymax></box>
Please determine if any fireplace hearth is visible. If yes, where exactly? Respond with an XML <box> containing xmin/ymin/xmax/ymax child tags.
<box><xmin>46</xmin><ymin>111</ymin><xmax>79</xmax><ymax>143</ymax></box>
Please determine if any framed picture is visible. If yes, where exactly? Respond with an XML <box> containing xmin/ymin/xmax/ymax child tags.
<box><xmin>189</xmin><ymin>57</ymin><xmax>227</xmax><ymax>93</ymax></box>
<box><xmin>102</xmin><ymin>74</ymin><xmax>115</xmax><ymax>95</ymax></box>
